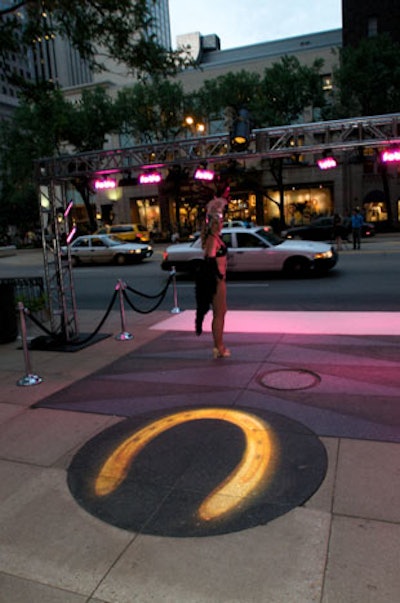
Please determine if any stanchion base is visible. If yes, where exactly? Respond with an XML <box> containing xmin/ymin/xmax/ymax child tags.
<box><xmin>170</xmin><ymin>307</ymin><xmax>181</xmax><ymax>314</ymax></box>
<box><xmin>17</xmin><ymin>373</ymin><xmax>43</xmax><ymax>387</ymax></box>
<box><xmin>115</xmin><ymin>332</ymin><xmax>134</xmax><ymax>341</ymax></box>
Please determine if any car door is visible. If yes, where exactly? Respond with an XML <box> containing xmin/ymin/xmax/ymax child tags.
<box><xmin>90</xmin><ymin>237</ymin><xmax>114</xmax><ymax>263</ymax></box>
<box><xmin>71</xmin><ymin>237</ymin><xmax>91</xmax><ymax>263</ymax></box>
<box><xmin>228</xmin><ymin>231</ymin><xmax>275</xmax><ymax>272</ymax></box>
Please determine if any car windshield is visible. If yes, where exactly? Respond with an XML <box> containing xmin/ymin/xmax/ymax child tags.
<box><xmin>254</xmin><ymin>227</ymin><xmax>282</xmax><ymax>246</ymax></box>
<box><xmin>106</xmin><ymin>235</ymin><xmax>126</xmax><ymax>246</ymax></box>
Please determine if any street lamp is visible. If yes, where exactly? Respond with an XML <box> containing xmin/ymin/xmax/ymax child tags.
<box><xmin>184</xmin><ymin>116</ymin><xmax>205</xmax><ymax>137</ymax></box>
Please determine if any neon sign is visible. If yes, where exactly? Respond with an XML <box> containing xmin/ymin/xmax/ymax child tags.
<box><xmin>64</xmin><ymin>201</ymin><xmax>73</xmax><ymax>218</ymax></box>
<box><xmin>138</xmin><ymin>172</ymin><xmax>162</xmax><ymax>184</ymax></box>
<box><xmin>94</xmin><ymin>179</ymin><xmax>117</xmax><ymax>190</ymax></box>
<box><xmin>66</xmin><ymin>226</ymin><xmax>77</xmax><ymax>244</ymax></box>
<box><xmin>381</xmin><ymin>149</ymin><xmax>400</xmax><ymax>163</ymax></box>
<box><xmin>317</xmin><ymin>156</ymin><xmax>337</xmax><ymax>170</ymax></box>
<box><xmin>194</xmin><ymin>168</ymin><xmax>215</xmax><ymax>181</ymax></box>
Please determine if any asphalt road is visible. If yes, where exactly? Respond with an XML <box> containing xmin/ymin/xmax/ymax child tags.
<box><xmin>2</xmin><ymin>235</ymin><xmax>400</xmax><ymax>312</ymax></box>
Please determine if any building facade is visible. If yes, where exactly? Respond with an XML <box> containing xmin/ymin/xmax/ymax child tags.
<box><xmin>106</xmin><ymin>29</ymin><xmax>349</xmax><ymax>235</ymax></box>
<box><xmin>342</xmin><ymin>0</ymin><xmax>400</xmax><ymax>47</ymax></box>
<box><xmin>92</xmin><ymin>24</ymin><xmax>400</xmax><ymax>237</ymax></box>
<box><xmin>3</xmin><ymin>1</ymin><xmax>400</xmax><ymax>236</ymax></box>
<box><xmin>0</xmin><ymin>1</ymin><xmax>171</xmax><ymax>119</ymax></box>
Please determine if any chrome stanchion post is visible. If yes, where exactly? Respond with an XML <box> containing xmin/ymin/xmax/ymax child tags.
<box><xmin>170</xmin><ymin>266</ymin><xmax>181</xmax><ymax>314</ymax></box>
<box><xmin>16</xmin><ymin>302</ymin><xmax>42</xmax><ymax>386</ymax></box>
<box><xmin>115</xmin><ymin>279</ymin><xmax>133</xmax><ymax>341</ymax></box>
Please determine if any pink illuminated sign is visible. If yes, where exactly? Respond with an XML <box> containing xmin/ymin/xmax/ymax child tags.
<box><xmin>194</xmin><ymin>168</ymin><xmax>215</xmax><ymax>181</ymax></box>
<box><xmin>381</xmin><ymin>149</ymin><xmax>400</xmax><ymax>163</ymax></box>
<box><xmin>64</xmin><ymin>201</ymin><xmax>73</xmax><ymax>218</ymax></box>
<box><xmin>317</xmin><ymin>156</ymin><xmax>337</xmax><ymax>170</ymax></box>
<box><xmin>138</xmin><ymin>172</ymin><xmax>162</xmax><ymax>184</ymax></box>
<box><xmin>94</xmin><ymin>179</ymin><xmax>117</xmax><ymax>190</ymax></box>
<box><xmin>66</xmin><ymin>226</ymin><xmax>77</xmax><ymax>244</ymax></box>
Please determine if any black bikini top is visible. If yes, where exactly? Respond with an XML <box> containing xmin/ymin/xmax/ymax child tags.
<box><xmin>216</xmin><ymin>241</ymin><xmax>228</xmax><ymax>257</ymax></box>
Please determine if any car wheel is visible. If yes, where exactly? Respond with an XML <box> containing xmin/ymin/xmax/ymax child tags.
<box><xmin>284</xmin><ymin>256</ymin><xmax>311</xmax><ymax>276</ymax></box>
<box><xmin>115</xmin><ymin>254</ymin><xmax>126</xmax><ymax>265</ymax></box>
<box><xmin>71</xmin><ymin>256</ymin><xmax>80</xmax><ymax>267</ymax></box>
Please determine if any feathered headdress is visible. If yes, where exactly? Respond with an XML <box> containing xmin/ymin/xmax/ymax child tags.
<box><xmin>206</xmin><ymin>195</ymin><xmax>228</xmax><ymax>218</ymax></box>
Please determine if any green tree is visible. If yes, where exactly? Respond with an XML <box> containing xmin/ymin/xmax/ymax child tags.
<box><xmin>324</xmin><ymin>35</ymin><xmax>400</xmax><ymax>225</ymax></box>
<box><xmin>0</xmin><ymin>1</ymin><xmax>191</xmax><ymax>87</ymax></box>
<box><xmin>259</xmin><ymin>55</ymin><xmax>325</xmax><ymax>126</ymax></box>
<box><xmin>193</xmin><ymin>58</ymin><xmax>324</xmax><ymax>128</ymax></box>
<box><xmin>260</xmin><ymin>56</ymin><xmax>325</xmax><ymax>228</ymax></box>
<box><xmin>193</xmin><ymin>59</ymin><xmax>326</xmax><ymax>228</ymax></box>
<box><xmin>115</xmin><ymin>78</ymin><xmax>186</xmax><ymax>143</ymax></box>
<box><xmin>195</xmin><ymin>70</ymin><xmax>262</xmax><ymax>120</ymax></box>
<box><xmin>325</xmin><ymin>34</ymin><xmax>400</xmax><ymax>118</ymax></box>
<box><xmin>0</xmin><ymin>2</ymin><xmax>195</xmax><ymax>236</ymax></box>
<box><xmin>66</xmin><ymin>87</ymin><xmax>119</xmax><ymax>152</ymax></box>
<box><xmin>0</xmin><ymin>87</ymin><xmax>120</xmax><ymax>233</ymax></box>
<box><xmin>0</xmin><ymin>88</ymin><xmax>71</xmax><ymax>235</ymax></box>
<box><xmin>63</xmin><ymin>87</ymin><xmax>121</xmax><ymax>230</ymax></box>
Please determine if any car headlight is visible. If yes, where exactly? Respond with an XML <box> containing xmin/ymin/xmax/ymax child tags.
<box><xmin>314</xmin><ymin>250</ymin><xmax>333</xmax><ymax>260</ymax></box>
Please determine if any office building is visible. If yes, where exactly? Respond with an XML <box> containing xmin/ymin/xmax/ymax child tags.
<box><xmin>342</xmin><ymin>0</ymin><xmax>400</xmax><ymax>47</ymax></box>
<box><xmin>0</xmin><ymin>1</ymin><xmax>171</xmax><ymax>119</ymax></box>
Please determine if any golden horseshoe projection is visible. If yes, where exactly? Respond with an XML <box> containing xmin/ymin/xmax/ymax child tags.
<box><xmin>94</xmin><ymin>408</ymin><xmax>277</xmax><ymax>522</ymax></box>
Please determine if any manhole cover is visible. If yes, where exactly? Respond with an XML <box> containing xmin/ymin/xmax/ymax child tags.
<box><xmin>258</xmin><ymin>368</ymin><xmax>321</xmax><ymax>391</ymax></box>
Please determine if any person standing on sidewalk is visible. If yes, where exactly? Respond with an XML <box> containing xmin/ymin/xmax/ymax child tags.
<box><xmin>195</xmin><ymin>192</ymin><xmax>230</xmax><ymax>358</ymax></box>
<box><xmin>351</xmin><ymin>207</ymin><xmax>364</xmax><ymax>250</ymax></box>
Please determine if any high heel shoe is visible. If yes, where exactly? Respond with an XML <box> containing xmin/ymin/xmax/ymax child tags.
<box><xmin>213</xmin><ymin>347</ymin><xmax>231</xmax><ymax>358</ymax></box>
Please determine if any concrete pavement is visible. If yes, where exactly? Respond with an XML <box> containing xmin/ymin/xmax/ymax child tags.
<box><xmin>0</xmin><ymin>241</ymin><xmax>399</xmax><ymax>602</ymax></box>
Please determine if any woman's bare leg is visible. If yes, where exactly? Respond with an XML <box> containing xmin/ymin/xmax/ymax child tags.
<box><xmin>212</xmin><ymin>280</ymin><xmax>227</xmax><ymax>351</ymax></box>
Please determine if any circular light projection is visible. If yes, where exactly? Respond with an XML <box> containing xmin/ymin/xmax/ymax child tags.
<box><xmin>68</xmin><ymin>406</ymin><xmax>327</xmax><ymax>537</ymax></box>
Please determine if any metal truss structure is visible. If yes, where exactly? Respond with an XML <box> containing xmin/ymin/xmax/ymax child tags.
<box><xmin>38</xmin><ymin>183</ymin><xmax>79</xmax><ymax>342</ymax></box>
<box><xmin>38</xmin><ymin>112</ymin><xmax>400</xmax><ymax>181</ymax></box>
<box><xmin>36</xmin><ymin>113</ymin><xmax>400</xmax><ymax>341</ymax></box>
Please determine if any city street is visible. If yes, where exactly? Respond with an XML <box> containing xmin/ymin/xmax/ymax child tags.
<box><xmin>2</xmin><ymin>234</ymin><xmax>400</xmax><ymax>312</ymax></box>
<box><xmin>1</xmin><ymin>234</ymin><xmax>400</xmax><ymax>603</ymax></box>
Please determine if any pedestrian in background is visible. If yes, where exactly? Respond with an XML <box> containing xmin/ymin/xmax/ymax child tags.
<box><xmin>351</xmin><ymin>207</ymin><xmax>364</xmax><ymax>250</ymax></box>
<box><xmin>332</xmin><ymin>213</ymin><xmax>343</xmax><ymax>251</ymax></box>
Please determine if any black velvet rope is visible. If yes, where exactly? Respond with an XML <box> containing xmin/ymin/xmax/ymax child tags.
<box><xmin>122</xmin><ymin>276</ymin><xmax>172</xmax><ymax>314</ymax></box>
<box><xmin>24</xmin><ymin>289</ymin><xmax>119</xmax><ymax>346</ymax></box>
<box><xmin>22</xmin><ymin>273</ymin><xmax>175</xmax><ymax>345</ymax></box>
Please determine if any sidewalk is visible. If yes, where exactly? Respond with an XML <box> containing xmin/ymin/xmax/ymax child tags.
<box><xmin>0</xmin><ymin>245</ymin><xmax>399</xmax><ymax>602</ymax></box>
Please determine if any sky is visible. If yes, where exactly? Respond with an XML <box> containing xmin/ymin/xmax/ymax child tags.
<box><xmin>169</xmin><ymin>0</ymin><xmax>342</xmax><ymax>50</ymax></box>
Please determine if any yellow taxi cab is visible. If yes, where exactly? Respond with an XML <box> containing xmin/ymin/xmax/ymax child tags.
<box><xmin>96</xmin><ymin>223</ymin><xmax>151</xmax><ymax>243</ymax></box>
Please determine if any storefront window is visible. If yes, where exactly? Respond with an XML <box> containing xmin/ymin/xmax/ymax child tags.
<box><xmin>134</xmin><ymin>198</ymin><xmax>160</xmax><ymax>232</ymax></box>
<box><xmin>365</xmin><ymin>201</ymin><xmax>387</xmax><ymax>222</ymax></box>
<box><xmin>266</xmin><ymin>186</ymin><xmax>333</xmax><ymax>225</ymax></box>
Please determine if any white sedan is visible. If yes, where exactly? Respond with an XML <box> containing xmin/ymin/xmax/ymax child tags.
<box><xmin>61</xmin><ymin>234</ymin><xmax>153</xmax><ymax>266</ymax></box>
<box><xmin>161</xmin><ymin>226</ymin><xmax>337</xmax><ymax>276</ymax></box>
